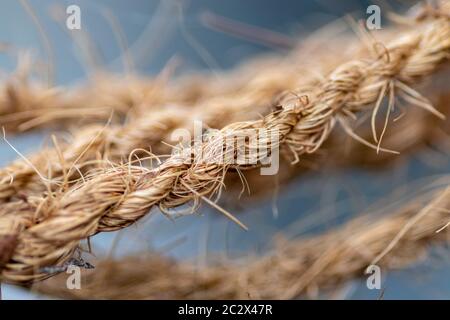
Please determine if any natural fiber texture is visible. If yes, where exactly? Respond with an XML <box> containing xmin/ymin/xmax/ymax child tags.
<box><xmin>226</xmin><ymin>89</ymin><xmax>450</xmax><ymax>200</ymax></box>
<box><xmin>35</xmin><ymin>179</ymin><xmax>450</xmax><ymax>299</ymax></box>
<box><xmin>0</xmin><ymin>54</ymin><xmax>164</xmax><ymax>132</ymax></box>
<box><xmin>0</xmin><ymin>41</ymin><xmax>344</xmax><ymax>204</ymax></box>
<box><xmin>1</xmin><ymin>32</ymin><xmax>345</xmax><ymax>134</ymax></box>
<box><xmin>1</xmin><ymin>11</ymin><xmax>444</xmax><ymax>204</ymax></box>
<box><xmin>0</xmin><ymin>9</ymin><xmax>448</xmax><ymax>284</ymax></box>
<box><xmin>0</xmin><ymin>50</ymin><xmax>278</xmax><ymax>132</ymax></box>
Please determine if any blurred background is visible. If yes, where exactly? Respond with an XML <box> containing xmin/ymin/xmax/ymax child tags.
<box><xmin>2</xmin><ymin>0</ymin><xmax>450</xmax><ymax>299</ymax></box>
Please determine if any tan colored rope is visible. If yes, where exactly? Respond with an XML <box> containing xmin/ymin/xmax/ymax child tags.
<box><xmin>36</xmin><ymin>182</ymin><xmax>450</xmax><ymax>299</ymax></box>
<box><xmin>0</xmin><ymin>10</ymin><xmax>438</xmax><ymax>204</ymax></box>
<box><xmin>0</xmin><ymin>11</ymin><xmax>448</xmax><ymax>283</ymax></box>
<box><xmin>1</xmin><ymin>27</ymin><xmax>350</xmax><ymax>134</ymax></box>
<box><xmin>225</xmin><ymin>90</ymin><xmax>450</xmax><ymax>200</ymax></box>
<box><xmin>0</xmin><ymin>33</ymin><xmax>349</xmax><ymax>203</ymax></box>
<box><xmin>0</xmin><ymin>55</ymin><xmax>167</xmax><ymax>131</ymax></box>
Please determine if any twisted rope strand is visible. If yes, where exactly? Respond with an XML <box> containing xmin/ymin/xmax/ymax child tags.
<box><xmin>1</xmin><ymin>12</ymin><xmax>449</xmax><ymax>283</ymax></box>
<box><xmin>0</xmin><ymin>47</ymin><xmax>326</xmax><ymax>204</ymax></box>
<box><xmin>37</xmin><ymin>183</ymin><xmax>450</xmax><ymax>299</ymax></box>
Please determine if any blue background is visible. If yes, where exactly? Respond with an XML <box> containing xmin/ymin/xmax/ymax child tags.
<box><xmin>2</xmin><ymin>0</ymin><xmax>450</xmax><ymax>299</ymax></box>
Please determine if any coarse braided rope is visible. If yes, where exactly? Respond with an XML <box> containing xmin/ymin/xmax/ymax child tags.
<box><xmin>36</xmin><ymin>181</ymin><xmax>450</xmax><ymax>299</ymax></box>
<box><xmin>0</xmin><ymin>8</ymin><xmax>442</xmax><ymax>204</ymax></box>
<box><xmin>1</xmin><ymin>8</ymin><xmax>449</xmax><ymax>284</ymax></box>
<box><xmin>0</xmin><ymin>43</ymin><xmax>337</xmax><ymax>203</ymax></box>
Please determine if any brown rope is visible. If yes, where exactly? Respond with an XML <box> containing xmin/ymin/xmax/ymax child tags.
<box><xmin>0</xmin><ymin>10</ymin><xmax>439</xmax><ymax>205</ymax></box>
<box><xmin>0</xmin><ymin>12</ymin><xmax>448</xmax><ymax>283</ymax></box>
<box><xmin>36</xmin><ymin>182</ymin><xmax>450</xmax><ymax>299</ymax></box>
<box><xmin>0</xmin><ymin>44</ymin><xmax>333</xmax><ymax>203</ymax></box>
